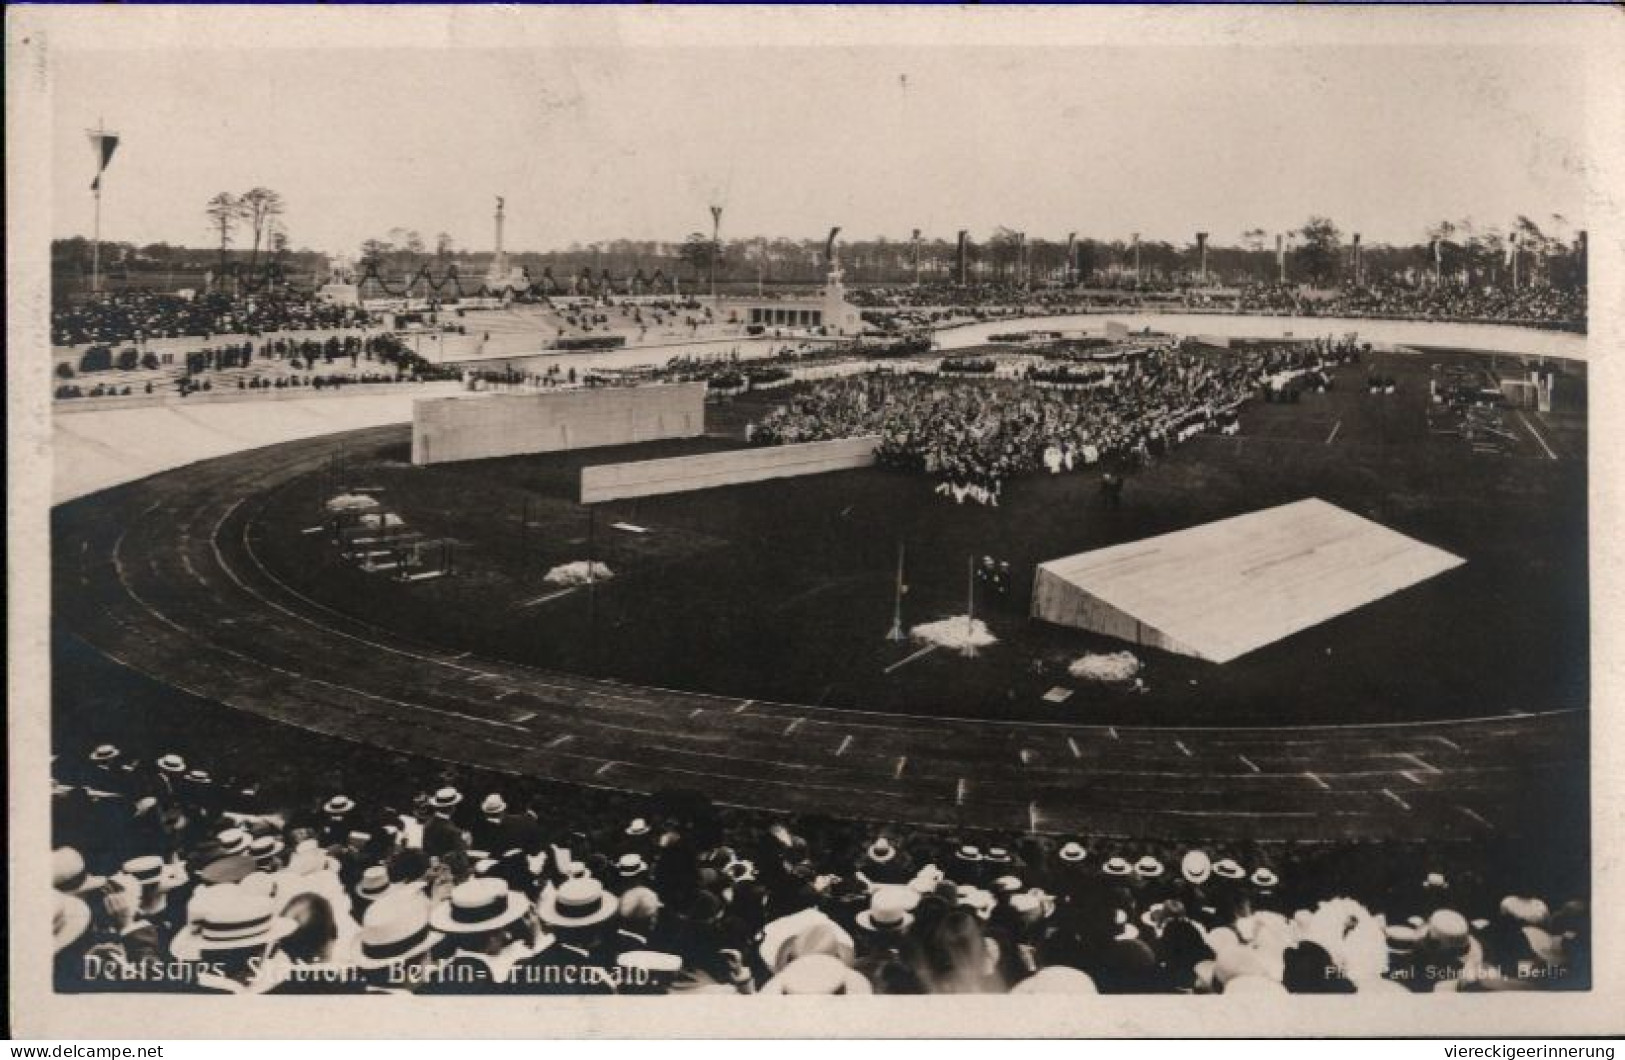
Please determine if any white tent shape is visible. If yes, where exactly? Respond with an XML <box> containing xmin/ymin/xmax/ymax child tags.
<box><xmin>1030</xmin><ymin>498</ymin><xmax>1465</xmax><ymax>663</ymax></box>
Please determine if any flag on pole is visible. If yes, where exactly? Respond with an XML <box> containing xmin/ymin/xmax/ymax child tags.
<box><xmin>825</xmin><ymin>226</ymin><xmax>841</xmax><ymax>263</ymax></box>
<box><xmin>89</xmin><ymin>129</ymin><xmax>120</xmax><ymax>192</ymax></box>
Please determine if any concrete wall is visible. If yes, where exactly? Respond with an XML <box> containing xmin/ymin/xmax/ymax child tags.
<box><xmin>580</xmin><ymin>436</ymin><xmax>879</xmax><ymax>504</ymax></box>
<box><xmin>411</xmin><ymin>383</ymin><xmax>705</xmax><ymax>466</ymax></box>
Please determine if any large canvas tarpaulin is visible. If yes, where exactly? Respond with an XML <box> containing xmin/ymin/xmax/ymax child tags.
<box><xmin>1031</xmin><ymin>498</ymin><xmax>1464</xmax><ymax>663</ymax></box>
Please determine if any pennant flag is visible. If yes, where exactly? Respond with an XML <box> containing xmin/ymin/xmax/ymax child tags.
<box><xmin>825</xmin><ymin>226</ymin><xmax>842</xmax><ymax>263</ymax></box>
<box><xmin>89</xmin><ymin>129</ymin><xmax>119</xmax><ymax>192</ymax></box>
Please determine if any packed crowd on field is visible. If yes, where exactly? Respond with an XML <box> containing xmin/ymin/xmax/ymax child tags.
<box><xmin>747</xmin><ymin>339</ymin><xmax>1355</xmax><ymax>503</ymax></box>
<box><xmin>49</xmin><ymin>738</ymin><xmax>1586</xmax><ymax>996</ymax></box>
<box><xmin>52</xmin><ymin>291</ymin><xmax>376</xmax><ymax>347</ymax></box>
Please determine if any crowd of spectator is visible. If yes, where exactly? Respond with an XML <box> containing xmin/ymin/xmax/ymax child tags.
<box><xmin>850</xmin><ymin>279</ymin><xmax>1586</xmax><ymax>334</ymax></box>
<box><xmin>52</xmin><ymin>291</ymin><xmax>376</xmax><ymax>348</ymax></box>
<box><xmin>748</xmin><ymin>340</ymin><xmax>1354</xmax><ymax>502</ymax></box>
<box><xmin>53</xmin><ymin>331</ymin><xmax>458</xmax><ymax>402</ymax></box>
<box><xmin>49</xmin><ymin>739</ymin><xmax>1587</xmax><ymax>996</ymax></box>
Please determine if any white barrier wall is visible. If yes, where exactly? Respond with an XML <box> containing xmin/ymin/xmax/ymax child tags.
<box><xmin>581</xmin><ymin>436</ymin><xmax>879</xmax><ymax>504</ymax></box>
<box><xmin>411</xmin><ymin>384</ymin><xmax>705</xmax><ymax>466</ymax></box>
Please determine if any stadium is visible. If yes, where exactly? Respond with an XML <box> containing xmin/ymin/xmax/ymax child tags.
<box><xmin>33</xmin><ymin>31</ymin><xmax>1597</xmax><ymax>1007</ymax></box>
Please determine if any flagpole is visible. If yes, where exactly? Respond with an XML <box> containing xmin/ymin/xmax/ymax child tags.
<box><xmin>91</xmin><ymin>118</ymin><xmax>104</xmax><ymax>295</ymax></box>
<box><xmin>91</xmin><ymin>178</ymin><xmax>102</xmax><ymax>295</ymax></box>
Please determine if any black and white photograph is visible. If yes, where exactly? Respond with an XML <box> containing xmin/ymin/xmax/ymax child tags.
<box><xmin>8</xmin><ymin>4</ymin><xmax>1624</xmax><ymax>1040</ymax></box>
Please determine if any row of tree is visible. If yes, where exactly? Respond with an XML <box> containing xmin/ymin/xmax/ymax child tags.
<box><xmin>351</xmin><ymin>215</ymin><xmax>1585</xmax><ymax>290</ymax></box>
<box><xmin>54</xmin><ymin>211</ymin><xmax>1587</xmax><ymax>295</ymax></box>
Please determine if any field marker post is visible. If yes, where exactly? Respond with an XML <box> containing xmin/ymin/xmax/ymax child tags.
<box><xmin>886</xmin><ymin>540</ymin><xmax>906</xmax><ymax>641</ymax></box>
<box><xmin>963</xmin><ymin>554</ymin><xmax>977</xmax><ymax>657</ymax></box>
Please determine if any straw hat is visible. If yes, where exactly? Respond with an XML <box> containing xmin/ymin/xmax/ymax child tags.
<box><xmin>625</xmin><ymin>818</ymin><xmax>651</xmax><ymax>838</ymax></box>
<box><xmin>616</xmin><ymin>853</ymin><xmax>650</xmax><ymax>880</ymax></box>
<box><xmin>349</xmin><ymin>891</ymin><xmax>442</xmax><ymax>970</ymax></box>
<box><xmin>1012</xmin><ymin>966</ymin><xmax>1098</xmax><ymax>994</ymax></box>
<box><xmin>215</xmin><ymin>829</ymin><xmax>251</xmax><ymax>857</ymax></box>
<box><xmin>122</xmin><ymin>855</ymin><xmax>182</xmax><ymax>893</ymax></box>
<box><xmin>429</xmin><ymin>878</ymin><xmax>531</xmax><ymax>935</ymax></box>
<box><xmin>357</xmin><ymin>866</ymin><xmax>392</xmax><ymax>901</ymax></box>
<box><xmin>539</xmin><ymin>877</ymin><xmax>618</xmax><ymax>931</ymax></box>
<box><xmin>1135</xmin><ymin>856</ymin><xmax>1165</xmax><ymax>880</ymax></box>
<box><xmin>428</xmin><ymin>787</ymin><xmax>463</xmax><ymax>812</ymax></box>
<box><xmin>156</xmin><ymin>754</ymin><xmax>186</xmax><ymax>774</ymax></box>
<box><xmin>759</xmin><ymin>954</ymin><xmax>873</xmax><ymax>995</ymax></box>
<box><xmin>1057</xmin><ymin>842</ymin><xmax>1087</xmax><ymax>864</ymax></box>
<box><xmin>1181</xmin><ymin>850</ymin><xmax>1213</xmax><ymax>885</ymax></box>
<box><xmin>855</xmin><ymin>886</ymin><xmax>918</xmax><ymax>934</ymax></box>
<box><xmin>1102</xmin><ymin>856</ymin><xmax>1133</xmax><ymax>877</ymax></box>
<box><xmin>1212</xmin><ymin>858</ymin><xmax>1245</xmax><ymax>881</ymax></box>
<box><xmin>169</xmin><ymin>885</ymin><xmax>299</xmax><ymax>960</ymax></box>
<box><xmin>480</xmin><ymin>794</ymin><xmax>507</xmax><ymax>816</ymax></box>
<box><xmin>864</xmin><ymin>838</ymin><xmax>898</xmax><ymax>865</ymax></box>
<box><xmin>55</xmin><ymin>894</ymin><xmax>92</xmax><ymax>954</ymax></box>
<box><xmin>1251</xmin><ymin>867</ymin><xmax>1280</xmax><ymax>890</ymax></box>
<box><xmin>53</xmin><ymin>847</ymin><xmax>106</xmax><ymax>896</ymax></box>
<box><xmin>323</xmin><ymin>795</ymin><xmax>356</xmax><ymax>817</ymax></box>
<box><xmin>89</xmin><ymin>744</ymin><xmax>120</xmax><ymax>764</ymax></box>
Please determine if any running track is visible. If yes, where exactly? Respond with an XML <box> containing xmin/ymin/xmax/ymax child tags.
<box><xmin>52</xmin><ymin>424</ymin><xmax>1586</xmax><ymax>843</ymax></box>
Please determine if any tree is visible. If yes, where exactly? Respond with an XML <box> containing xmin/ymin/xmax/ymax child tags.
<box><xmin>1295</xmin><ymin>216</ymin><xmax>1343</xmax><ymax>287</ymax></box>
<box><xmin>435</xmin><ymin>232</ymin><xmax>455</xmax><ymax>258</ymax></box>
<box><xmin>1241</xmin><ymin>228</ymin><xmax>1269</xmax><ymax>254</ymax></box>
<box><xmin>205</xmin><ymin>192</ymin><xmax>242</xmax><ymax>289</ymax></box>
<box><xmin>679</xmin><ymin>232</ymin><xmax>717</xmax><ymax>282</ymax></box>
<box><xmin>239</xmin><ymin>187</ymin><xmax>287</xmax><ymax>279</ymax></box>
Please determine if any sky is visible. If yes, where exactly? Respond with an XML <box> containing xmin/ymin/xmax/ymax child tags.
<box><xmin>50</xmin><ymin>43</ymin><xmax>1588</xmax><ymax>256</ymax></box>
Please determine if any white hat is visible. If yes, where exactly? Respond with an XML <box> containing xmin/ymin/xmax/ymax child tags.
<box><xmin>216</xmin><ymin>829</ymin><xmax>251</xmax><ymax>857</ymax></box>
<box><xmin>429</xmin><ymin>878</ymin><xmax>531</xmax><ymax>935</ymax></box>
<box><xmin>1499</xmin><ymin>896</ymin><xmax>1550</xmax><ymax>926</ymax></box>
<box><xmin>855</xmin><ymin>886</ymin><xmax>917</xmax><ymax>933</ymax></box>
<box><xmin>249</xmin><ymin>836</ymin><xmax>286</xmax><ymax>865</ymax></box>
<box><xmin>122</xmin><ymin>855</ymin><xmax>180</xmax><ymax>892</ymax></box>
<box><xmin>53</xmin><ymin>847</ymin><xmax>106</xmax><ymax>895</ymax></box>
<box><xmin>760</xmin><ymin>954</ymin><xmax>873</xmax><ymax>995</ymax></box>
<box><xmin>156</xmin><ymin>754</ymin><xmax>186</xmax><ymax>774</ymax></box>
<box><xmin>1135</xmin><ymin>856</ymin><xmax>1165</xmax><ymax>879</ymax></box>
<box><xmin>1251</xmin><ymin>867</ymin><xmax>1280</xmax><ymax>890</ymax></box>
<box><xmin>617</xmin><ymin>853</ymin><xmax>650</xmax><ymax>878</ymax></box>
<box><xmin>170</xmin><ymin>885</ymin><xmax>299</xmax><ymax>960</ymax></box>
<box><xmin>955</xmin><ymin>885</ymin><xmax>996</xmax><ymax>920</ymax></box>
<box><xmin>1181</xmin><ymin>850</ymin><xmax>1212</xmax><ymax>885</ymax></box>
<box><xmin>865</xmin><ymin>838</ymin><xmax>898</xmax><ymax>864</ymax></box>
<box><xmin>617</xmin><ymin>950</ymin><xmax>683</xmax><ymax>976</ymax></box>
<box><xmin>539</xmin><ymin>877</ymin><xmax>618</xmax><ymax>931</ymax></box>
<box><xmin>1013</xmin><ymin>966</ymin><xmax>1097</xmax><ymax>994</ymax></box>
<box><xmin>1212</xmin><ymin>858</ymin><xmax>1245</xmax><ymax>881</ymax></box>
<box><xmin>480</xmin><ymin>794</ymin><xmax>507</xmax><ymax>816</ymax></box>
<box><xmin>625</xmin><ymin>817</ymin><xmax>651</xmax><ymax>837</ymax></box>
<box><xmin>1102</xmin><ymin>856</ymin><xmax>1133</xmax><ymax>877</ymax></box>
<box><xmin>357</xmin><ymin>866</ymin><xmax>392</xmax><ymax>900</ymax></box>
<box><xmin>349</xmin><ymin>891</ymin><xmax>442</xmax><ymax>970</ymax></box>
<box><xmin>1057</xmin><ymin>842</ymin><xmax>1087</xmax><ymax>864</ymax></box>
<box><xmin>1426</xmin><ymin>909</ymin><xmax>1471</xmax><ymax>952</ymax></box>
<box><xmin>323</xmin><ymin>795</ymin><xmax>356</xmax><ymax>816</ymax></box>
<box><xmin>55</xmin><ymin>894</ymin><xmax>93</xmax><ymax>954</ymax></box>
<box><xmin>428</xmin><ymin>787</ymin><xmax>463</xmax><ymax>812</ymax></box>
<box><xmin>89</xmin><ymin>744</ymin><xmax>120</xmax><ymax>763</ymax></box>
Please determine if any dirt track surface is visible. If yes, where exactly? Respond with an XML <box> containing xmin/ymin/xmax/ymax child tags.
<box><xmin>52</xmin><ymin>423</ymin><xmax>1586</xmax><ymax>843</ymax></box>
